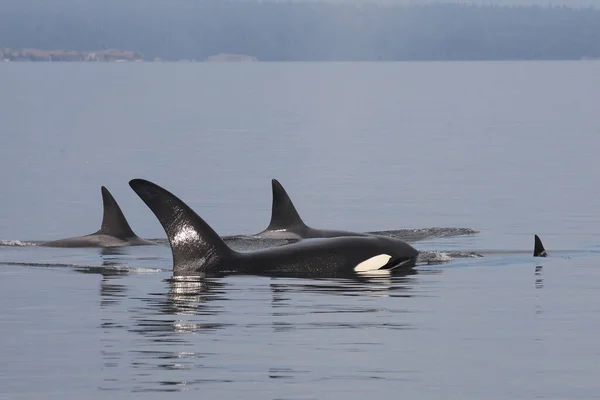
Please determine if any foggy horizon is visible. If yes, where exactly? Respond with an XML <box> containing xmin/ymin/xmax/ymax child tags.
<box><xmin>2</xmin><ymin>0</ymin><xmax>599</xmax><ymax>61</ymax></box>
<box><xmin>244</xmin><ymin>0</ymin><xmax>598</xmax><ymax>7</ymax></box>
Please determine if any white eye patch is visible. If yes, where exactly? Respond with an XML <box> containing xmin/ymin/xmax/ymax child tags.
<box><xmin>354</xmin><ymin>254</ymin><xmax>392</xmax><ymax>272</ymax></box>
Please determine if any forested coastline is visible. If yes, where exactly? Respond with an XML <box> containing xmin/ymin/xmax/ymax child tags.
<box><xmin>1</xmin><ymin>1</ymin><xmax>599</xmax><ymax>61</ymax></box>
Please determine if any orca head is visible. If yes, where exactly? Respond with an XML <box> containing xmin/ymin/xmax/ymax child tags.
<box><xmin>354</xmin><ymin>236</ymin><xmax>419</xmax><ymax>273</ymax></box>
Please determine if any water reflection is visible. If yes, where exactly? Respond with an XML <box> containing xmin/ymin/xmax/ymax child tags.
<box><xmin>535</xmin><ymin>264</ymin><xmax>544</xmax><ymax>289</ymax></box>
<box><xmin>128</xmin><ymin>276</ymin><xmax>228</xmax><ymax>339</ymax></box>
<box><xmin>94</xmin><ymin>250</ymin><xmax>139</xmax><ymax>391</ymax></box>
<box><xmin>269</xmin><ymin>269</ymin><xmax>419</xmax><ymax>301</ymax></box>
<box><xmin>165</xmin><ymin>276</ymin><xmax>226</xmax><ymax>315</ymax></box>
<box><xmin>100</xmin><ymin>247</ymin><xmax>127</xmax><ymax>257</ymax></box>
<box><xmin>92</xmin><ymin>273</ymin><xmax>228</xmax><ymax>392</ymax></box>
<box><xmin>90</xmin><ymin>265</ymin><xmax>435</xmax><ymax>393</ymax></box>
<box><xmin>263</xmin><ymin>270</ymin><xmax>433</xmax><ymax>385</ymax></box>
<box><xmin>80</xmin><ymin>253</ymin><xmax>230</xmax><ymax>392</ymax></box>
<box><xmin>98</xmin><ymin>274</ymin><xmax>129</xmax><ymax>391</ymax></box>
<box><xmin>126</xmin><ymin>276</ymin><xmax>230</xmax><ymax>392</ymax></box>
<box><xmin>534</xmin><ymin>263</ymin><xmax>544</xmax><ymax>317</ymax></box>
<box><xmin>267</xmin><ymin>270</ymin><xmax>421</xmax><ymax>334</ymax></box>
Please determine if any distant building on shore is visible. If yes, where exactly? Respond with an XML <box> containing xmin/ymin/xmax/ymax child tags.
<box><xmin>205</xmin><ymin>53</ymin><xmax>258</xmax><ymax>62</ymax></box>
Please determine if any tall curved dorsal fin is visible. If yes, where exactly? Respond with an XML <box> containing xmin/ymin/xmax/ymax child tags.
<box><xmin>96</xmin><ymin>186</ymin><xmax>137</xmax><ymax>238</ymax></box>
<box><xmin>266</xmin><ymin>179</ymin><xmax>308</xmax><ymax>231</ymax></box>
<box><xmin>534</xmin><ymin>234</ymin><xmax>547</xmax><ymax>257</ymax></box>
<box><xmin>129</xmin><ymin>179</ymin><xmax>234</xmax><ymax>274</ymax></box>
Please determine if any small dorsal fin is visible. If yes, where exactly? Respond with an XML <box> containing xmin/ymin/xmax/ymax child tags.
<box><xmin>96</xmin><ymin>186</ymin><xmax>137</xmax><ymax>238</ymax></box>
<box><xmin>129</xmin><ymin>179</ymin><xmax>234</xmax><ymax>274</ymax></box>
<box><xmin>266</xmin><ymin>179</ymin><xmax>308</xmax><ymax>231</ymax></box>
<box><xmin>534</xmin><ymin>234</ymin><xmax>547</xmax><ymax>257</ymax></box>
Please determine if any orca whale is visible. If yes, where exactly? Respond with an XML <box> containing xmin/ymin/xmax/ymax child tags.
<box><xmin>41</xmin><ymin>186</ymin><xmax>156</xmax><ymax>248</ymax></box>
<box><xmin>129</xmin><ymin>179</ymin><xmax>419</xmax><ymax>277</ymax></box>
<box><xmin>255</xmin><ymin>179</ymin><xmax>370</xmax><ymax>239</ymax></box>
<box><xmin>534</xmin><ymin>234</ymin><xmax>547</xmax><ymax>257</ymax></box>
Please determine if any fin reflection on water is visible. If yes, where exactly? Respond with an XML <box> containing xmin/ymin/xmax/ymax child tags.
<box><xmin>98</xmin><ymin>274</ymin><xmax>230</xmax><ymax>392</ymax></box>
<box><xmin>131</xmin><ymin>276</ymin><xmax>232</xmax><ymax>392</ymax></box>
<box><xmin>99</xmin><ymin>274</ymin><xmax>128</xmax><ymax>390</ymax></box>
<box><xmin>535</xmin><ymin>264</ymin><xmax>544</xmax><ymax>290</ymax></box>
<box><xmin>94</xmin><ymin>270</ymin><xmax>436</xmax><ymax>393</ymax></box>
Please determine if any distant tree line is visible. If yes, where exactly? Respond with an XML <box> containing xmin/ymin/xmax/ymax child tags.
<box><xmin>0</xmin><ymin>48</ymin><xmax>143</xmax><ymax>62</ymax></box>
<box><xmin>1</xmin><ymin>0</ymin><xmax>599</xmax><ymax>61</ymax></box>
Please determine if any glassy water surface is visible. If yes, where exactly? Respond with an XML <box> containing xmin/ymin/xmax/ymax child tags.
<box><xmin>1</xmin><ymin>61</ymin><xmax>600</xmax><ymax>398</ymax></box>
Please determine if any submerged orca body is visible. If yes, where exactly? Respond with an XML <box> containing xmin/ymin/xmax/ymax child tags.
<box><xmin>41</xmin><ymin>186</ymin><xmax>156</xmax><ymax>248</ymax></box>
<box><xmin>129</xmin><ymin>179</ymin><xmax>419</xmax><ymax>277</ymax></box>
<box><xmin>533</xmin><ymin>234</ymin><xmax>547</xmax><ymax>257</ymax></box>
<box><xmin>255</xmin><ymin>179</ymin><xmax>370</xmax><ymax>239</ymax></box>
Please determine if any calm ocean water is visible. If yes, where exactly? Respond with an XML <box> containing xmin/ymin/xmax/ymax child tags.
<box><xmin>1</xmin><ymin>61</ymin><xmax>600</xmax><ymax>399</ymax></box>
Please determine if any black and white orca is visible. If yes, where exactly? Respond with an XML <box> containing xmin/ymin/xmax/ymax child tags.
<box><xmin>534</xmin><ymin>234</ymin><xmax>547</xmax><ymax>257</ymax></box>
<box><xmin>41</xmin><ymin>186</ymin><xmax>156</xmax><ymax>248</ymax></box>
<box><xmin>255</xmin><ymin>179</ymin><xmax>370</xmax><ymax>239</ymax></box>
<box><xmin>129</xmin><ymin>179</ymin><xmax>419</xmax><ymax>277</ymax></box>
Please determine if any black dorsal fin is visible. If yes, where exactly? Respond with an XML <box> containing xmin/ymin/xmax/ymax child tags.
<box><xmin>129</xmin><ymin>179</ymin><xmax>234</xmax><ymax>274</ymax></box>
<box><xmin>534</xmin><ymin>234</ymin><xmax>547</xmax><ymax>257</ymax></box>
<box><xmin>96</xmin><ymin>186</ymin><xmax>137</xmax><ymax>238</ymax></box>
<box><xmin>266</xmin><ymin>179</ymin><xmax>308</xmax><ymax>231</ymax></box>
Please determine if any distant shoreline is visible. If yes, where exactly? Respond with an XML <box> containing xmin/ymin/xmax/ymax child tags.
<box><xmin>2</xmin><ymin>3</ymin><xmax>600</xmax><ymax>62</ymax></box>
<box><xmin>0</xmin><ymin>48</ymin><xmax>145</xmax><ymax>62</ymax></box>
<box><xmin>2</xmin><ymin>48</ymin><xmax>599</xmax><ymax>63</ymax></box>
<box><xmin>1</xmin><ymin>48</ymin><xmax>261</xmax><ymax>63</ymax></box>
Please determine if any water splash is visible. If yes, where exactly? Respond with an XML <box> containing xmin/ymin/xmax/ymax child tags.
<box><xmin>0</xmin><ymin>240</ymin><xmax>36</xmax><ymax>246</ymax></box>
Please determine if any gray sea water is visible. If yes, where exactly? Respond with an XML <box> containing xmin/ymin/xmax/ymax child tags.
<box><xmin>1</xmin><ymin>61</ymin><xmax>600</xmax><ymax>399</ymax></box>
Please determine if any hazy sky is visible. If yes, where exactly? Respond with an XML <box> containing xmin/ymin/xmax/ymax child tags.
<box><xmin>5</xmin><ymin>0</ymin><xmax>598</xmax><ymax>7</ymax></box>
<box><xmin>292</xmin><ymin>0</ymin><xmax>597</xmax><ymax>6</ymax></box>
